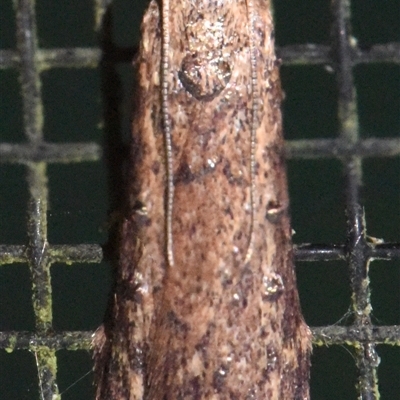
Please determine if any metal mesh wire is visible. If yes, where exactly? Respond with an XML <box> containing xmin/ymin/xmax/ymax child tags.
<box><xmin>0</xmin><ymin>0</ymin><xmax>399</xmax><ymax>399</ymax></box>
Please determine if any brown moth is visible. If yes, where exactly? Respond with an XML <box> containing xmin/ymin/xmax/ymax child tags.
<box><xmin>94</xmin><ymin>0</ymin><xmax>311</xmax><ymax>399</ymax></box>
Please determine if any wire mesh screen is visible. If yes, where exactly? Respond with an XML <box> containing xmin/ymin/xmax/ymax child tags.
<box><xmin>0</xmin><ymin>0</ymin><xmax>399</xmax><ymax>399</ymax></box>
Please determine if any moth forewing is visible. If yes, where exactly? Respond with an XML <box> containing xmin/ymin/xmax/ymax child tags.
<box><xmin>94</xmin><ymin>1</ymin><xmax>311</xmax><ymax>399</ymax></box>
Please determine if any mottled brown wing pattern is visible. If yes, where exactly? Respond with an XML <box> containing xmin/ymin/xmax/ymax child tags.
<box><xmin>94</xmin><ymin>1</ymin><xmax>311</xmax><ymax>399</ymax></box>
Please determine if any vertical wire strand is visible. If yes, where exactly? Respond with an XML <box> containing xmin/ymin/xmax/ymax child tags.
<box><xmin>161</xmin><ymin>0</ymin><xmax>175</xmax><ymax>268</ymax></box>
<box><xmin>244</xmin><ymin>0</ymin><xmax>259</xmax><ymax>264</ymax></box>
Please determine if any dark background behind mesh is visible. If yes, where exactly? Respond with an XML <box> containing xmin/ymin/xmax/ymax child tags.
<box><xmin>0</xmin><ymin>0</ymin><xmax>399</xmax><ymax>399</ymax></box>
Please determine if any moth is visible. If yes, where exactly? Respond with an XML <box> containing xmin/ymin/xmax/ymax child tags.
<box><xmin>94</xmin><ymin>0</ymin><xmax>311</xmax><ymax>399</ymax></box>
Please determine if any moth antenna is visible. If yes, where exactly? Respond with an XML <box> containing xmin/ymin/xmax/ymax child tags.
<box><xmin>245</xmin><ymin>0</ymin><xmax>259</xmax><ymax>264</ymax></box>
<box><xmin>161</xmin><ymin>0</ymin><xmax>174</xmax><ymax>268</ymax></box>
